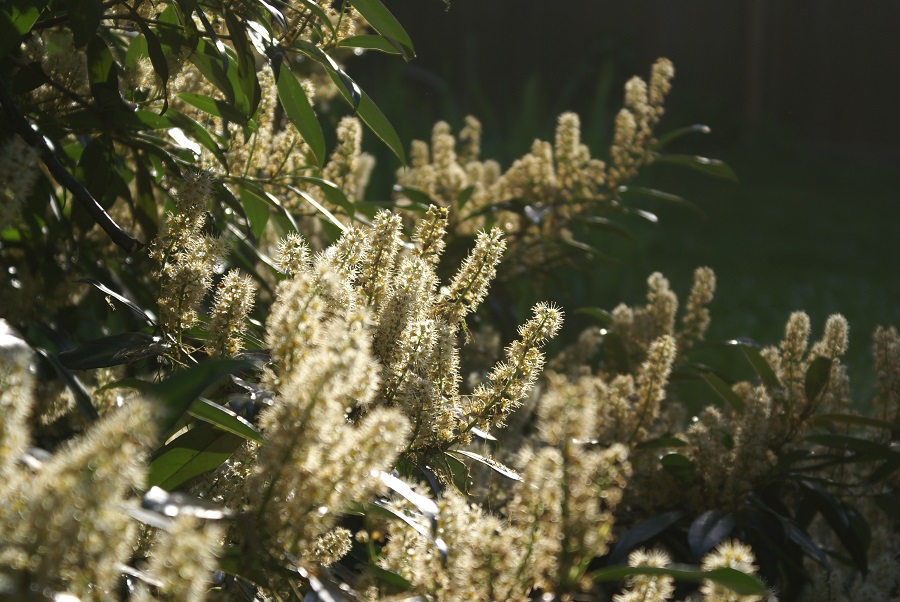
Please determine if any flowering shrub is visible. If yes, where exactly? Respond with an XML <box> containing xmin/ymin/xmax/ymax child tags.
<box><xmin>0</xmin><ymin>2</ymin><xmax>897</xmax><ymax>601</ymax></box>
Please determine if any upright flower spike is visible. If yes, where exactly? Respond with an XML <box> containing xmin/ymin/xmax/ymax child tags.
<box><xmin>678</xmin><ymin>266</ymin><xmax>717</xmax><ymax>355</ymax></box>
<box><xmin>613</xmin><ymin>549</ymin><xmax>675</xmax><ymax>602</ymax></box>
<box><xmin>205</xmin><ymin>269</ymin><xmax>257</xmax><ymax>357</ymax></box>
<box><xmin>631</xmin><ymin>334</ymin><xmax>677</xmax><ymax>443</ymax></box>
<box><xmin>0</xmin><ymin>320</ymin><xmax>34</xmax><ymax>480</ymax></box>
<box><xmin>435</xmin><ymin>227</ymin><xmax>506</xmax><ymax>330</ymax></box>
<box><xmin>359</xmin><ymin>210</ymin><xmax>403</xmax><ymax>308</ymax></box>
<box><xmin>144</xmin><ymin>516</ymin><xmax>223</xmax><ymax>602</ymax></box>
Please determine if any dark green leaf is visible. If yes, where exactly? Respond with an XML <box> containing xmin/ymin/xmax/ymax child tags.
<box><xmin>190</xmin><ymin>39</ymin><xmax>250</xmax><ymax>115</ymax></box>
<box><xmin>441</xmin><ymin>452</ymin><xmax>472</xmax><ymax>495</ymax></box>
<box><xmin>448</xmin><ymin>449</ymin><xmax>522</xmax><ymax>481</ymax></box>
<box><xmin>634</xmin><ymin>435</ymin><xmax>687</xmax><ymax>450</ymax></box>
<box><xmin>560</xmin><ymin>237</ymin><xmax>615</xmax><ymax>263</ymax></box>
<box><xmin>239</xmin><ymin>185</ymin><xmax>271</xmax><ymax>240</ymax></box>
<box><xmin>360</xmin><ymin>565</ymin><xmax>413</xmax><ymax>593</ymax></box>
<box><xmin>77</xmin><ymin>278</ymin><xmax>158</xmax><ymax>325</ymax></box>
<box><xmin>725</xmin><ymin>339</ymin><xmax>782</xmax><ymax>391</ymax></box>
<box><xmin>571</xmin><ymin>215</ymin><xmax>634</xmax><ymax>240</ymax></box>
<box><xmin>144</xmin><ymin>358</ymin><xmax>256</xmax><ymax>434</ymax></box>
<box><xmin>224</xmin><ymin>10</ymin><xmax>262</xmax><ymax>117</ymax></box>
<box><xmin>337</xmin><ymin>34</ymin><xmax>402</xmax><ymax>55</ymax></box>
<box><xmin>812</xmin><ymin>413</ymin><xmax>898</xmax><ymax>430</ymax></box>
<box><xmin>660</xmin><ymin>452</ymin><xmax>695</xmax><ymax>480</ymax></box>
<box><xmin>65</xmin><ymin>0</ymin><xmax>104</xmax><ymax>48</ymax></box>
<box><xmin>256</xmin><ymin>0</ymin><xmax>288</xmax><ymax>32</ymax></box>
<box><xmin>294</xmin><ymin>176</ymin><xmax>355</xmax><ymax>217</ymax></box>
<box><xmin>874</xmin><ymin>494</ymin><xmax>900</xmax><ymax>521</ymax></box>
<box><xmin>609</xmin><ymin>510</ymin><xmax>683</xmax><ymax>563</ymax></box>
<box><xmin>590</xmin><ymin>565</ymin><xmax>767</xmax><ymax>597</ymax></box>
<box><xmin>802</xmin><ymin>482</ymin><xmax>869</xmax><ymax>573</ymax></box>
<box><xmin>573</xmin><ymin>306</ymin><xmax>614</xmax><ymax>325</ymax></box>
<box><xmin>177</xmin><ymin>92</ymin><xmax>248</xmax><ymax>124</ymax></box>
<box><xmin>287</xmin><ymin>185</ymin><xmax>347</xmax><ymax>233</ymax></box>
<box><xmin>617</xmin><ymin>185</ymin><xmax>703</xmax><ymax>217</ymax></box>
<box><xmin>653</xmin><ymin>124</ymin><xmax>711</xmax><ymax>150</ymax></box>
<box><xmin>804</xmin><ymin>356</ymin><xmax>832</xmax><ymax>404</ymax></box>
<box><xmin>702</xmin><ymin>372</ymin><xmax>746</xmax><ymax>411</ymax></box>
<box><xmin>244</xmin><ymin>181</ymin><xmax>301</xmax><ymax>233</ymax></box>
<box><xmin>148</xmin><ymin>422</ymin><xmax>243</xmax><ymax>490</ymax></box>
<box><xmin>129</xmin><ymin>15</ymin><xmax>171</xmax><ymax>112</ymax></box>
<box><xmin>0</xmin><ymin>0</ymin><xmax>49</xmax><ymax>60</ymax></box>
<box><xmin>805</xmin><ymin>434</ymin><xmax>900</xmax><ymax>458</ymax></box>
<box><xmin>188</xmin><ymin>397</ymin><xmax>263</xmax><ymax>444</ymax></box>
<box><xmin>58</xmin><ymin>332</ymin><xmax>166</xmax><ymax>370</ymax></box>
<box><xmin>456</xmin><ymin>184</ymin><xmax>477</xmax><ymax>209</ymax></box>
<box><xmin>688</xmin><ymin>510</ymin><xmax>735</xmax><ymax>560</ymax></box>
<box><xmin>35</xmin><ymin>348</ymin><xmax>99</xmax><ymax>421</ymax></box>
<box><xmin>276</xmin><ymin>64</ymin><xmax>325</xmax><ymax>167</ymax></box>
<box><xmin>348</xmin><ymin>0</ymin><xmax>415</xmax><ymax>60</ymax></box>
<box><xmin>86</xmin><ymin>35</ymin><xmax>123</xmax><ymax>112</ymax></box>
<box><xmin>653</xmin><ymin>154</ymin><xmax>738</xmax><ymax>182</ymax></box>
<box><xmin>394</xmin><ymin>185</ymin><xmax>436</xmax><ymax>207</ymax></box>
<box><xmin>326</xmin><ymin>69</ymin><xmax>406</xmax><ymax>164</ymax></box>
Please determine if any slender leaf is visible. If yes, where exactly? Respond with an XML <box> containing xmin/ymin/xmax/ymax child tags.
<box><xmin>609</xmin><ymin>510</ymin><xmax>684</xmax><ymax>563</ymax></box>
<box><xmin>379</xmin><ymin>471</ymin><xmax>439</xmax><ymax>520</ymax></box>
<box><xmin>394</xmin><ymin>185</ymin><xmax>436</xmax><ymax>206</ymax></box>
<box><xmin>167</xmin><ymin>110</ymin><xmax>227</xmax><ymax>166</ymax></box>
<box><xmin>0</xmin><ymin>0</ymin><xmax>50</xmax><ymax>60</ymax></box>
<box><xmin>78</xmin><ymin>278</ymin><xmax>158</xmax><ymax>324</ymax></box>
<box><xmin>653</xmin><ymin>154</ymin><xmax>738</xmax><ymax>182</ymax></box>
<box><xmin>65</xmin><ymin>0</ymin><xmax>104</xmax><ymax>48</ymax></box>
<box><xmin>702</xmin><ymin>372</ymin><xmax>746</xmax><ymax>411</ymax></box>
<box><xmin>142</xmin><ymin>485</ymin><xmax>231</xmax><ymax>519</ymax></box>
<box><xmin>725</xmin><ymin>339</ymin><xmax>782</xmax><ymax>391</ymax></box>
<box><xmin>295</xmin><ymin>176</ymin><xmax>356</xmax><ymax>217</ymax></box>
<box><xmin>804</xmin><ymin>356</ymin><xmax>832</xmax><ymax>404</ymax></box>
<box><xmin>801</xmin><ymin>482</ymin><xmax>869</xmax><ymax>573</ymax></box>
<box><xmin>812</xmin><ymin>413</ymin><xmax>898</xmax><ymax>430</ymax></box>
<box><xmin>574</xmin><ymin>306</ymin><xmax>614</xmax><ymax>326</ymax></box>
<box><xmin>256</xmin><ymin>0</ymin><xmax>288</xmax><ymax>32</ymax></box>
<box><xmin>688</xmin><ymin>510</ymin><xmax>735</xmax><ymax>560</ymax></box>
<box><xmin>448</xmin><ymin>449</ymin><xmax>522</xmax><ymax>481</ymax></box>
<box><xmin>177</xmin><ymin>92</ymin><xmax>248</xmax><ymax>124</ymax></box>
<box><xmin>59</xmin><ymin>332</ymin><xmax>167</xmax><ymax>370</ymax></box>
<box><xmin>617</xmin><ymin>185</ymin><xmax>703</xmax><ymax>216</ymax></box>
<box><xmin>148</xmin><ymin>422</ymin><xmax>243</xmax><ymax>490</ymax></box>
<box><xmin>360</xmin><ymin>565</ymin><xmax>413</xmax><ymax>593</ymax></box>
<box><xmin>348</xmin><ymin>0</ymin><xmax>415</xmax><ymax>60</ymax></box>
<box><xmin>571</xmin><ymin>215</ymin><xmax>634</xmax><ymax>240</ymax></box>
<box><xmin>653</xmin><ymin>124</ymin><xmax>711</xmax><ymax>150</ymax></box>
<box><xmin>86</xmin><ymin>35</ymin><xmax>123</xmax><ymax>112</ymax></box>
<box><xmin>287</xmin><ymin>185</ymin><xmax>347</xmax><ymax>233</ymax></box>
<box><xmin>634</xmin><ymin>435</ymin><xmax>687</xmax><ymax>450</ymax></box>
<box><xmin>239</xmin><ymin>185</ymin><xmax>271</xmax><ymax>240</ymax></box>
<box><xmin>660</xmin><ymin>452</ymin><xmax>695</xmax><ymax>480</ymax></box>
<box><xmin>35</xmin><ymin>348</ymin><xmax>99</xmax><ymax>421</ymax></box>
<box><xmin>187</xmin><ymin>397</ymin><xmax>263</xmax><ymax>444</ymax></box>
<box><xmin>590</xmin><ymin>565</ymin><xmax>767</xmax><ymax>597</ymax></box>
<box><xmin>337</xmin><ymin>34</ymin><xmax>402</xmax><ymax>55</ymax></box>
<box><xmin>276</xmin><ymin>65</ymin><xmax>325</xmax><ymax>166</ymax></box>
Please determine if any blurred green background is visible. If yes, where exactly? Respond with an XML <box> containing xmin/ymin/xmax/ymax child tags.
<box><xmin>344</xmin><ymin>0</ymin><xmax>900</xmax><ymax>382</ymax></box>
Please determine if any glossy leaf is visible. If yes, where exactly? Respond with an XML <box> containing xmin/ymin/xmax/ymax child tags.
<box><xmin>0</xmin><ymin>0</ymin><xmax>50</xmax><ymax>60</ymax></box>
<box><xmin>725</xmin><ymin>339</ymin><xmax>782</xmax><ymax>391</ymax></box>
<box><xmin>224</xmin><ymin>10</ymin><xmax>262</xmax><ymax>117</ymax></box>
<box><xmin>348</xmin><ymin>0</ymin><xmax>415</xmax><ymax>60</ymax></box>
<box><xmin>187</xmin><ymin>397</ymin><xmax>263</xmax><ymax>444</ymax></box>
<box><xmin>142</xmin><ymin>485</ymin><xmax>231</xmax><ymax>519</ymax></box>
<box><xmin>654</xmin><ymin>154</ymin><xmax>738</xmax><ymax>182</ymax></box>
<box><xmin>804</xmin><ymin>356</ymin><xmax>832</xmax><ymax>403</ymax></box>
<box><xmin>590</xmin><ymin>565</ymin><xmax>767</xmax><ymax>597</ymax></box>
<box><xmin>812</xmin><ymin>413</ymin><xmax>898</xmax><ymax>430</ymax></box>
<box><xmin>256</xmin><ymin>0</ymin><xmax>288</xmax><ymax>32</ymax></box>
<box><xmin>660</xmin><ymin>452</ymin><xmax>695</xmax><ymax>480</ymax></box>
<box><xmin>77</xmin><ymin>278</ymin><xmax>158</xmax><ymax>325</ymax></box>
<box><xmin>144</xmin><ymin>358</ymin><xmax>256</xmax><ymax>433</ymax></box>
<box><xmin>167</xmin><ymin>110</ymin><xmax>227</xmax><ymax>166</ymax></box>
<box><xmin>35</xmin><ymin>348</ymin><xmax>99</xmax><ymax>421</ymax></box>
<box><xmin>702</xmin><ymin>372</ymin><xmax>746</xmax><ymax>411</ymax></box>
<box><xmin>688</xmin><ymin>510</ymin><xmax>735</xmax><ymax>560</ymax></box>
<box><xmin>801</xmin><ymin>482</ymin><xmax>869</xmax><ymax>573</ymax></box>
<box><xmin>449</xmin><ymin>449</ymin><xmax>522</xmax><ymax>481</ymax></box>
<box><xmin>634</xmin><ymin>435</ymin><xmax>687</xmax><ymax>450</ymax></box>
<box><xmin>86</xmin><ymin>35</ymin><xmax>123</xmax><ymax>112</ymax></box>
<box><xmin>609</xmin><ymin>510</ymin><xmax>683</xmax><ymax>563</ymax></box>
<box><xmin>65</xmin><ymin>0</ymin><xmax>104</xmax><ymax>48</ymax></box>
<box><xmin>276</xmin><ymin>65</ymin><xmax>325</xmax><ymax>167</ymax></box>
<box><xmin>239</xmin><ymin>185</ymin><xmax>271</xmax><ymax>240</ymax></box>
<box><xmin>574</xmin><ymin>306</ymin><xmax>615</xmax><ymax>326</ymax></box>
<box><xmin>148</xmin><ymin>422</ymin><xmax>243</xmax><ymax>490</ymax></box>
<box><xmin>379</xmin><ymin>471</ymin><xmax>439</xmax><ymax>520</ymax></box>
<box><xmin>653</xmin><ymin>124</ymin><xmax>712</xmax><ymax>150</ymax></box>
<box><xmin>337</xmin><ymin>34</ymin><xmax>402</xmax><ymax>55</ymax></box>
<box><xmin>360</xmin><ymin>565</ymin><xmax>413</xmax><ymax>594</ymax></box>
<box><xmin>294</xmin><ymin>175</ymin><xmax>355</xmax><ymax>217</ymax></box>
<box><xmin>288</xmin><ymin>185</ymin><xmax>347</xmax><ymax>233</ymax></box>
<box><xmin>58</xmin><ymin>332</ymin><xmax>166</xmax><ymax>370</ymax></box>
<box><xmin>617</xmin><ymin>185</ymin><xmax>703</xmax><ymax>216</ymax></box>
<box><xmin>571</xmin><ymin>215</ymin><xmax>635</xmax><ymax>240</ymax></box>
<box><xmin>177</xmin><ymin>92</ymin><xmax>248</xmax><ymax>124</ymax></box>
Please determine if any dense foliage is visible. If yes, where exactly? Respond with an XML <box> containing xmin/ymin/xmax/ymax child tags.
<box><xmin>0</xmin><ymin>1</ymin><xmax>898</xmax><ymax>601</ymax></box>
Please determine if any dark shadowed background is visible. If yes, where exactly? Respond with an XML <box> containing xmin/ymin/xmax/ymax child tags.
<box><xmin>345</xmin><ymin>0</ymin><xmax>900</xmax><ymax>382</ymax></box>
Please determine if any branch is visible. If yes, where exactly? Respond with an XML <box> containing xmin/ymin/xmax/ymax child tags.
<box><xmin>0</xmin><ymin>75</ymin><xmax>143</xmax><ymax>252</ymax></box>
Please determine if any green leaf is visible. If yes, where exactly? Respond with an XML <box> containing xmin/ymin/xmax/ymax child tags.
<box><xmin>725</xmin><ymin>339</ymin><xmax>782</xmax><ymax>391</ymax></box>
<box><xmin>609</xmin><ymin>510</ymin><xmax>683</xmax><ymax>564</ymax></box>
<box><xmin>634</xmin><ymin>435</ymin><xmax>687</xmax><ymax>450</ymax></box>
<box><xmin>688</xmin><ymin>510</ymin><xmax>735</xmax><ymax>559</ymax></box>
<box><xmin>804</xmin><ymin>434</ymin><xmax>900</xmax><ymax>459</ymax></box>
<box><xmin>660</xmin><ymin>452</ymin><xmax>695</xmax><ymax>480</ymax></box>
<box><xmin>653</xmin><ymin>154</ymin><xmax>738</xmax><ymax>182</ymax></box>
<box><xmin>141</xmin><ymin>485</ymin><xmax>231</xmax><ymax>520</ymax></box>
<box><xmin>127</xmin><ymin>13</ymin><xmax>171</xmax><ymax>112</ymax></box>
<box><xmin>801</xmin><ymin>482</ymin><xmax>870</xmax><ymax>573</ymax></box>
<box><xmin>148</xmin><ymin>422</ymin><xmax>243</xmax><ymax>490</ymax></box>
<box><xmin>239</xmin><ymin>184</ymin><xmax>271</xmax><ymax>240</ymax></box>
<box><xmin>456</xmin><ymin>184</ymin><xmax>477</xmax><ymax>209</ymax></box>
<box><xmin>276</xmin><ymin>65</ymin><xmax>325</xmax><ymax>167</ymax></box>
<box><xmin>617</xmin><ymin>185</ymin><xmax>703</xmax><ymax>217</ymax></box>
<box><xmin>571</xmin><ymin>215</ymin><xmax>634</xmax><ymax>240</ymax></box>
<box><xmin>35</xmin><ymin>348</ymin><xmax>99</xmax><ymax>421</ymax></box>
<box><xmin>812</xmin><ymin>413</ymin><xmax>898</xmax><ymax>430</ymax></box>
<box><xmin>167</xmin><ymin>110</ymin><xmax>227</xmax><ymax>166</ymax></box>
<box><xmin>58</xmin><ymin>332</ymin><xmax>167</xmax><ymax>370</ymax></box>
<box><xmin>77</xmin><ymin>278</ymin><xmax>158</xmax><ymax>324</ymax></box>
<box><xmin>337</xmin><ymin>34</ymin><xmax>402</xmax><ymax>55</ymax></box>
<box><xmin>360</xmin><ymin>565</ymin><xmax>413</xmax><ymax>594</ymax></box>
<box><xmin>177</xmin><ymin>92</ymin><xmax>248</xmax><ymax>124</ymax></box>
<box><xmin>287</xmin><ymin>185</ymin><xmax>347</xmax><ymax>233</ymax></box>
<box><xmin>348</xmin><ymin>0</ymin><xmax>415</xmax><ymax>60</ymax></box>
<box><xmin>0</xmin><ymin>0</ymin><xmax>49</xmax><ymax>60</ymax></box>
<box><xmin>86</xmin><ymin>35</ymin><xmax>123</xmax><ymax>112</ymax></box>
<box><xmin>144</xmin><ymin>358</ymin><xmax>256</xmax><ymax>434</ymax></box>
<box><xmin>702</xmin><ymin>372</ymin><xmax>746</xmax><ymax>411</ymax></box>
<box><xmin>224</xmin><ymin>10</ymin><xmax>262</xmax><ymax>117</ymax></box>
<box><xmin>294</xmin><ymin>175</ymin><xmax>355</xmax><ymax>217</ymax></box>
<box><xmin>190</xmin><ymin>39</ymin><xmax>250</xmax><ymax>116</ymax></box>
<box><xmin>440</xmin><ymin>452</ymin><xmax>472</xmax><ymax>495</ymax></box>
<box><xmin>653</xmin><ymin>124</ymin><xmax>711</xmax><ymax>150</ymax></box>
<box><xmin>187</xmin><ymin>397</ymin><xmax>263</xmax><ymax>444</ymax></box>
<box><xmin>590</xmin><ymin>565</ymin><xmax>768</xmax><ymax>597</ymax></box>
<box><xmin>326</xmin><ymin>69</ymin><xmax>406</xmax><ymax>165</ymax></box>
<box><xmin>394</xmin><ymin>185</ymin><xmax>436</xmax><ymax>207</ymax></box>
<box><xmin>65</xmin><ymin>0</ymin><xmax>104</xmax><ymax>48</ymax></box>
<box><xmin>573</xmin><ymin>306</ymin><xmax>614</xmax><ymax>326</ymax></box>
<box><xmin>804</xmin><ymin>356</ymin><xmax>832</xmax><ymax>404</ymax></box>
<box><xmin>378</xmin><ymin>471</ymin><xmax>438</xmax><ymax>520</ymax></box>
<box><xmin>448</xmin><ymin>449</ymin><xmax>522</xmax><ymax>481</ymax></box>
